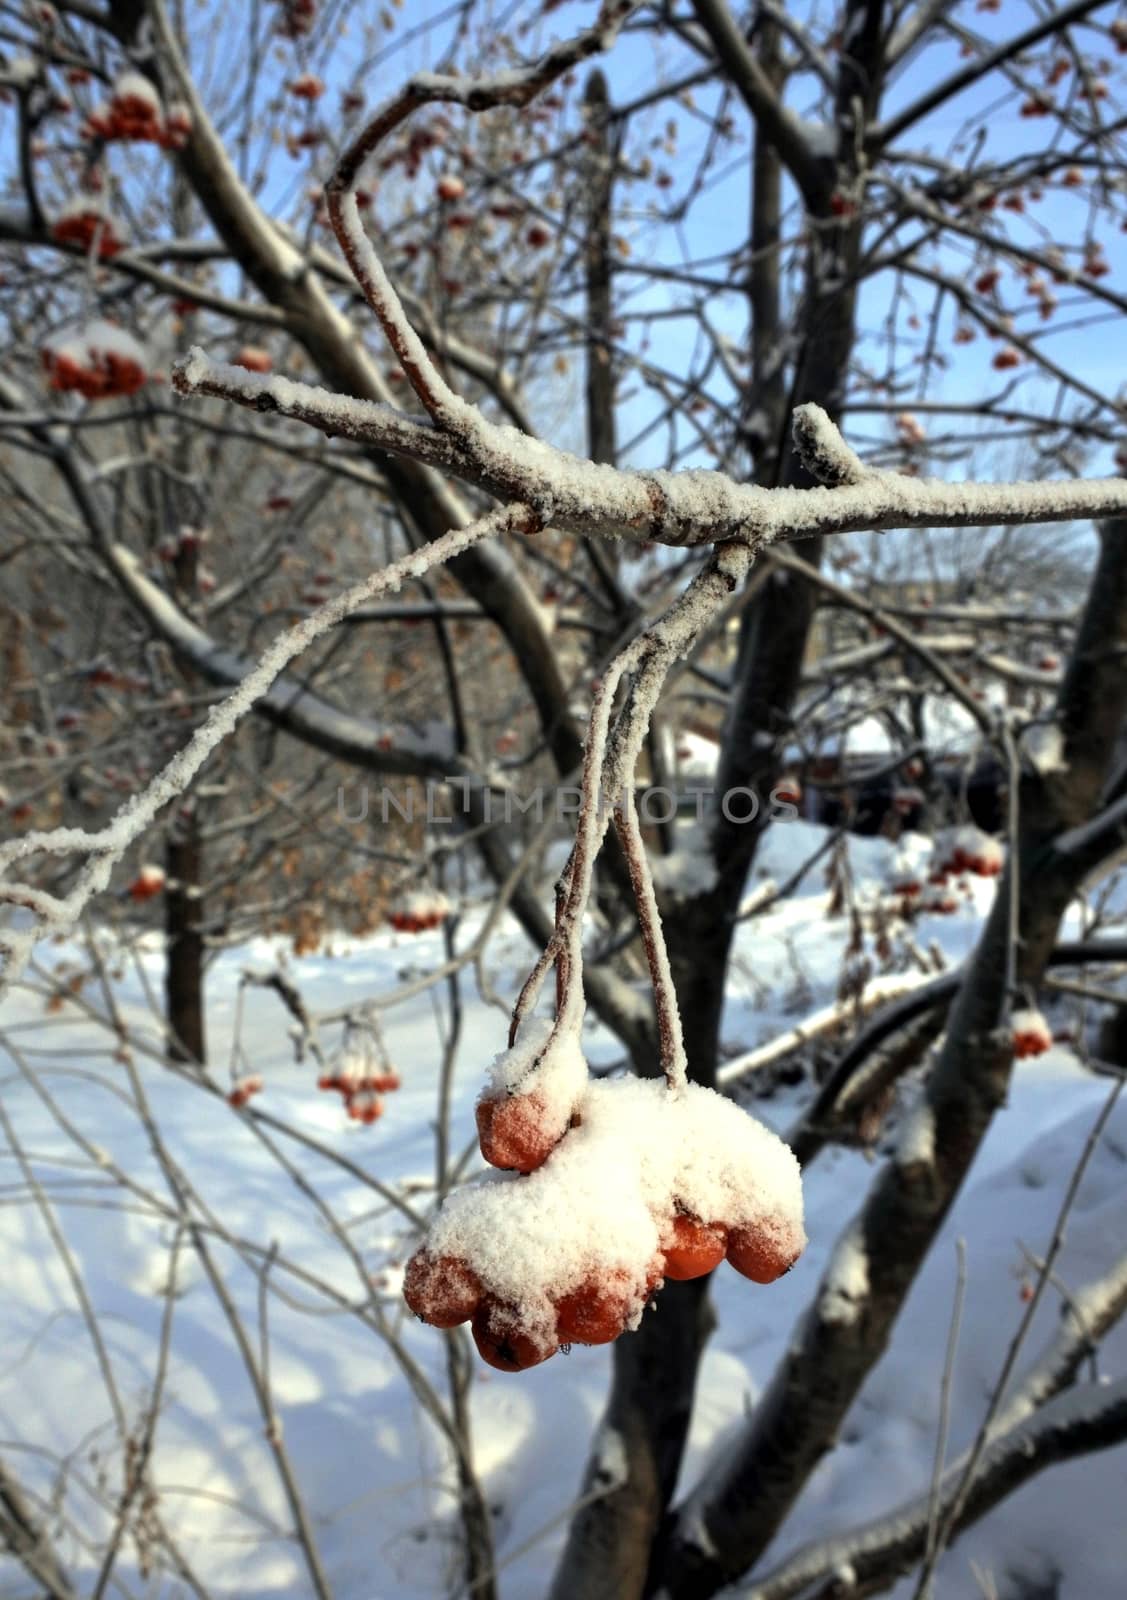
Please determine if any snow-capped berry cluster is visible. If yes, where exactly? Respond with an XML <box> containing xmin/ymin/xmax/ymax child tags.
<box><xmin>127</xmin><ymin>863</ymin><xmax>165</xmax><ymax>901</ymax></box>
<box><xmin>317</xmin><ymin>1026</ymin><xmax>402</xmax><ymax>1124</ymax></box>
<box><xmin>227</xmin><ymin>1074</ymin><xmax>264</xmax><ymax>1109</ymax></box>
<box><xmin>43</xmin><ymin>321</ymin><xmax>148</xmax><ymax>401</ymax></box>
<box><xmin>941</xmin><ymin>825</ymin><xmax>1004</xmax><ymax>878</ymax></box>
<box><xmin>1011</xmin><ymin>1007</ymin><xmax>1052</xmax><ymax>1058</ymax></box>
<box><xmin>886</xmin><ymin>826</ymin><xmax>1005</xmax><ymax>918</ymax></box>
<box><xmin>887</xmin><ymin>845</ymin><xmax>926</xmax><ymax>899</ymax></box>
<box><xmin>51</xmin><ymin>197</ymin><xmax>126</xmax><ymax>259</ymax></box>
<box><xmin>82</xmin><ymin>72</ymin><xmax>191</xmax><ymax>148</ymax></box>
<box><xmin>388</xmin><ymin>889</ymin><xmax>450</xmax><ymax>934</ymax></box>
<box><xmin>405</xmin><ymin>1026</ymin><xmax>806</xmax><ymax>1371</ymax></box>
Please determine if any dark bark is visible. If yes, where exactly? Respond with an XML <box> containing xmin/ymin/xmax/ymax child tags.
<box><xmin>164</xmin><ymin>804</ymin><xmax>205</xmax><ymax>1065</ymax></box>
<box><xmin>584</xmin><ymin>69</ymin><xmax>618</xmax><ymax>472</ymax></box>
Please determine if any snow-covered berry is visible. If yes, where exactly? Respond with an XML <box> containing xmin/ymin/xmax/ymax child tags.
<box><xmin>227</xmin><ymin>1074</ymin><xmax>264</xmax><ymax>1108</ymax></box>
<box><xmin>1011</xmin><ymin>1008</ymin><xmax>1052</xmax><ymax>1058</ymax></box>
<box><xmin>127</xmin><ymin>863</ymin><xmax>166</xmax><ymax>900</ymax></box>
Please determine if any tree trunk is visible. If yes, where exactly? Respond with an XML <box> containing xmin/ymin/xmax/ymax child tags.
<box><xmin>164</xmin><ymin>805</ymin><xmax>205</xmax><ymax>1064</ymax></box>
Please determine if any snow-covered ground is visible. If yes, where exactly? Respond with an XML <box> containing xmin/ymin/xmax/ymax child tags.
<box><xmin>1</xmin><ymin>822</ymin><xmax>1124</xmax><ymax>1598</ymax></box>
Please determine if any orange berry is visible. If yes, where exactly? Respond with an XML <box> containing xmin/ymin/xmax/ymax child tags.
<box><xmin>554</xmin><ymin>1272</ymin><xmax>635</xmax><ymax>1345</ymax></box>
<box><xmin>471</xmin><ymin>1300</ymin><xmax>557</xmax><ymax>1370</ymax></box>
<box><xmin>727</xmin><ymin>1223</ymin><xmax>803</xmax><ymax>1284</ymax></box>
<box><xmin>476</xmin><ymin>1089</ymin><xmax>561</xmax><ymax>1172</ymax></box>
<box><xmin>662</xmin><ymin>1214</ymin><xmax>727</xmax><ymax>1281</ymax></box>
<box><xmin>403</xmin><ymin>1250</ymin><xmax>481</xmax><ymax>1328</ymax></box>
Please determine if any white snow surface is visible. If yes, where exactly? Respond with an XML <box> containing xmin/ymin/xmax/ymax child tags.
<box><xmin>1</xmin><ymin>821</ymin><xmax>1125</xmax><ymax>1597</ymax></box>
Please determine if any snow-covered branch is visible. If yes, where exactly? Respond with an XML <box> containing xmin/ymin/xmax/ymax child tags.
<box><xmin>174</xmin><ymin>357</ymin><xmax>1127</xmax><ymax>552</ymax></box>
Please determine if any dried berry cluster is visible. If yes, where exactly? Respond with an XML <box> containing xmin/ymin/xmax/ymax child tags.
<box><xmin>405</xmin><ymin>1031</ymin><xmax>805</xmax><ymax>1372</ymax></box>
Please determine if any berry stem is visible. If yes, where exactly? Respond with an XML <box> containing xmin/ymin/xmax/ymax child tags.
<box><xmin>613</xmin><ymin>790</ymin><xmax>687</xmax><ymax>1092</ymax></box>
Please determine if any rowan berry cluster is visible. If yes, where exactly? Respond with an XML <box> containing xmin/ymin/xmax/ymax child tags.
<box><xmin>1010</xmin><ymin>1007</ymin><xmax>1053</xmax><ymax>1058</ymax></box>
<box><xmin>126</xmin><ymin>864</ymin><xmax>166</xmax><ymax>901</ymax></box>
<box><xmin>43</xmin><ymin>321</ymin><xmax>148</xmax><ymax>401</ymax></box>
<box><xmin>317</xmin><ymin>1026</ymin><xmax>402</xmax><ymax>1124</ymax></box>
<box><xmin>405</xmin><ymin>1027</ymin><xmax>805</xmax><ymax>1371</ymax></box>
<box><xmin>50</xmin><ymin>200</ymin><xmax>125</xmax><ymax>259</ymax></box>
<box><xmin>82</xmin><ymin>72</ymin><xmax>190</xmax><ymax>148</ymax></box>
<box><xmin>227</xmin><ymin>1074</ymin><xmax>264</xmax><ymax>1109</ymax></box>
<box><xmin>388</xmin><ymin>890</ymin><xmax>450</xmax><ymax>934</ymax></box>
<box><xmin>888</xmin><ymin>824</ymin><xmax>1004</xmax><ymax>914</ymax></box>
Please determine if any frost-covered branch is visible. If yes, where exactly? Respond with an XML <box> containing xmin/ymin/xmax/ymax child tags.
<box><xmin>173</xmin><ymin>357</ymin><xmax>1127</xmax><ymax>552</ymax></box>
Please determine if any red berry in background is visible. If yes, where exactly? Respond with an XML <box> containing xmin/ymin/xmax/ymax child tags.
<box><xmin>472</xmin><ymin>1300</ymin><xmax>557</xmax><ymax>1370</ymax></box>
<box><xmin>727</xmin><ymin>1223</ymin><xmax>802</xmax><ymax>1284</ymax></box>
<box><xmin>526</xmin><ymin>222</ymin><xmax>553</xmax><ymax>248</ymax></box>
<box><xmin>1011</xmin><ymin>1008</ymin><xmax>1052</xmax><ymax>1059</ymax></box>
<box><xmin>662</xmin><ymin>1213</ymin><xmax>727</xmax><ymax>1281</ymax></box>
<box><xmin>227</xmin><ymin>1074</ymin><xmax>264</xmax><ymax>1108</ymax></box>
<box><xmin>476</xmin><ymin>1089</ymin><xmax>562</xmax><ymax>1172</ymax></box>
<box><xmin>346</xmin><ymin>1091</ymin><xmax>384</xmax><ymax>1124</ymax></box>
<box><xmin>436</xmin><ymin>174</ymin><xmax>466</xmax><ymax>202</ymax></box>
<box><xmin>127</xmin><ymin>864</ymin><xmax>166</xmax><ymax>900</ymax></box>
<box><xmin>234</xmin><ymin>346</ymin><xmax>272</xmax><ymax>373</ymax></box>
<box><xmin>288</xmin><ymin>73</ymin><xmax>325</xmax><ymax>100</ymax></box>
<box><xmin>51</xmin><ymin>204</ymin><xmax>125</xmax><ymax>259</ymax></box>
<box><xmin>404</xmin><ymin>1251</ymin><xmax>482</xmax><ymax>1329</ymax></box>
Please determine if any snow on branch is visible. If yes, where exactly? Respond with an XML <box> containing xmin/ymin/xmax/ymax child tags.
<box><xmin>0</xmin><ymin>505</ymin><xmax>528</xmax><ymax>999</ymax></box>
<box><xmin>174</xmin><ymin>355</ymin><xmax>1127</xmax><ymax>553</ymax></box>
